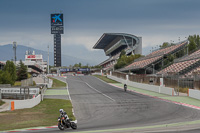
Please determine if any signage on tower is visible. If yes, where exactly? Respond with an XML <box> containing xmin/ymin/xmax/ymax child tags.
<box><xmin>51</xmin><ymin>13</ymin><xmax>64</xmax><ymax>67</ymax></box>
<box><xmin>51</xmin><ymin>14</ymin><xmax>63</xmax><ymax>26</ymax></box>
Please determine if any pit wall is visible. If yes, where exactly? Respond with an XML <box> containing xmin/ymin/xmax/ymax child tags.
<box><xmin>107</xmin><ymin>75</ymin><xmax>176</xmax><ymax>96</ymax></box>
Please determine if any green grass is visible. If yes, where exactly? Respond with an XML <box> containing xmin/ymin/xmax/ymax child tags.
<box><xmin>45</xmin><ymin>90</ymin><xmax>69</xmax><ymax>96</ymax></box>
<box><xmin>0</xmin><ymin>100</ymin><xmax>5</xmax><ymax>106</ymax></box>
<box><xmin>179</xmin><ymin>87</ymin><xmax>188</xmax><ymax>93</ymax></box>
<box><xmin>0</xmin><ymin>99</ymin><xmax>75</xmax><ymax>131</ymax></box>
<box><xmin>13</xmin><ymin>81</ymin><xmax>21</xmax><ymax>86</ymax></box>
<box><xmin>13</xmin><ymin>81</ymin><xmax>36</xmax><ymax>87</ymax></box>
<box><xmin>93</xmin><ymin>75</ymin><xmax>119</xmax><ymax>83</ymax></box>
<box><xmin>48</xmin><ymin>77</ymin><xmax>66</xmax><ymax>89</ymax></box>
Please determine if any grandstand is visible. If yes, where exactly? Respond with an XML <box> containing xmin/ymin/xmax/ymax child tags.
<box><xmin>157</xmin><ymin>48</ymin><xmax>200</xmax><ymax>78</ymax></box>
<box><xmin>120</xmin><ymin>40</ymin><xmax>188</xmax><ymax>74</ymax></box>
<box><xmin>93</xmin><ymin>33</ymin><xmax>142</xmax><ymax>71</ymax></box>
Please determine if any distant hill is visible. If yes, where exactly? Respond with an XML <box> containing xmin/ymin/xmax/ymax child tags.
<box><xmin>0</xmin><ymin>44</ymin><xmax>106</xmax><ymax>66</ymax></box>
<box><xmin>0</xmin><ymin>44</ymin><xmax>151</xmax><ymax>66</ymax></box>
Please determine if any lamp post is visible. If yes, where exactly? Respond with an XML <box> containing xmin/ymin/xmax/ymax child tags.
<box><xmin>48</xmin><ymin>45</ymin><xmax>49</xmax><ymax>74</ymax></box>
<box><xmin>13</xmin><ymin>41</ymin><xmax>17</xmax><ymax>65</ymax></box>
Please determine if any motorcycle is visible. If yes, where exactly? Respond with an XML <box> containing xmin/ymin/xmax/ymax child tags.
<box><xmin>124</xmin><ymin>84</ymin><xmax>127</xmax><ymax>92</ymax></box>
<box><xmin>57</xmin><ymin>111</ymin><xmax>77</xmax><ymax>130</ymax></box>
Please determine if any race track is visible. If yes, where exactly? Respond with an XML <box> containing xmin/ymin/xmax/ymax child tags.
<box><xmin>19</xmin><ymin>75</ymin><xmax>200</xmax><ymax>133</ymax></box>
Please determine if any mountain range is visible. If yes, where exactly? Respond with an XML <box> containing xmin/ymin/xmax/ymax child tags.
<box><xmin>0</xmin><ymin>44</ymin><xmax>107</xmax><ymax>66</ymax></box>
<box><xmin>0</xmin><ymin>44</ymin><xmax>151</xmax><ymax>66</ymax></box>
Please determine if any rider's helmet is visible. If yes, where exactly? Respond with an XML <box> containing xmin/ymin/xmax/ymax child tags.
<box><xmin>59</xmin><ymin>109</ymin><xmax>64</xmax><ymax>114</ymax></box>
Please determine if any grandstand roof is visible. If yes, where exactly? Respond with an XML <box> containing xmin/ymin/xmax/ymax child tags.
<box><xmin>93</xmin><ymin>33</ymin><xmax>139</xmax><ymax>49</ymax></box>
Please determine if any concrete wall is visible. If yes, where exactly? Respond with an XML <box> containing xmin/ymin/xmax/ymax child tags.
<box><xmin>92</xmin><ymin>73</ymin><xmax>103</xmax><ymax>76</ymax></box>
<box><xmin>188</xmin><ymin>89</ymin><xmax>200</xmax><ymax>100</ymax></box>
<box><xmin>107</xmin><ymin>75</ymin><xmax>175</xmax><ymax>96</ymax></box>
<box><xmin>13</xmin><ymin>94</ymin><xmax>41</xmax><ymax>110</ymax></box>
<box><xmin>47</xmin><ymin>79</ymin><xmax>53</xmax><ymax>88</ymax></box>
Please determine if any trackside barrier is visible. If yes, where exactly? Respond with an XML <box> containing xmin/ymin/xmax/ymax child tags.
<box><xmin>188</xmin><ymin>89</ymin><xmax>200</xmax><ymax>100</ymax></box>
<box><xmin>91</xmin><ymin>73</ymin><xmax>102</xmax><ymax>76</ymax></box>
<box><xmin>107</xmin><ymin>75</ymin><xmax>176</xmax><ymax>96</ymax></box>
<box><xmin>10</xmin><ymin>95</ymin><xmax>41</xmax><ymax>110</ymax></box>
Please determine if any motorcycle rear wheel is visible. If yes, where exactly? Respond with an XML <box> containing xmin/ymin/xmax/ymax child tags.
<box><xmin>58</xmin><ymin>122</ymin><xmax>65</xmax><ymax>130</ymax></box>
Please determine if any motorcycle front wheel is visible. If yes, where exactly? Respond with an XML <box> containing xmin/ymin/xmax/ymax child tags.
<box><xmin>58</xmin><ymin>122</ymin><xmax>65</xmax><ymax>130</ymax></box>
<box><xmin>70</xmin><ymin>122</ymin><xmax>77</xmax><ymax>129</ymax></box>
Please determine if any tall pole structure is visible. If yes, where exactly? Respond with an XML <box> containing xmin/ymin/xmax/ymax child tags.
<box><xmin>48</xmin><ymin>45</ymin><xmax>49</xmax><ymax>74</ymax></box>
<box><xmin>13</xmin><ymin>41</ymin><xmax>17</xmax><ymax>65</ymax></box>
<box><xmin>51</xmin><ymin>13</ymin><xmax>64</xmax><ymax>67</ymax></box>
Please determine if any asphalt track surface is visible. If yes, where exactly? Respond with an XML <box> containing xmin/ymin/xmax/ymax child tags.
<box><xmin>15</xmin><ymin>76</ymin><xmax>200</xmax><ymax>133</ymax></box>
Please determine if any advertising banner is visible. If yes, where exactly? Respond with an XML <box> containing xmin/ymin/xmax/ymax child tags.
<box><xmin>51</xmin><ymin>14</ymin><xmax>63</xmax><ymax>26</ymax></box>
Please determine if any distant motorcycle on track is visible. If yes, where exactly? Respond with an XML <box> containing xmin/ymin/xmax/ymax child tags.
<box><xmin>57</xmin><ymin>109</ymin><xmax>77</xmax><ymax>130</ymax></box>
<box><xmin>124</xmin><ymin>84</ymin><xmax>127</xmax><ymax>92</ymax></box>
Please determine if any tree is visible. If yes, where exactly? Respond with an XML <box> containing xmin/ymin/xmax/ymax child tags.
<box><xmin>0</xmin><ymin>61</ymin><xmax>16</xmax><ymax>85</ymax></box>
<box><xmin>3</xmin><ymin>60</ymin><xmax>17</xmax><ymax>83</ymax></box>
<box><xmin>17</xmin><ymin>60</ymin><xmax>28</xmax><ymax>81</ymax></box>
<box><xmin>188</xmin><ymin>39</ymin><xmax>197</xmax><ymax>52</ymax></box>
<box><xmin>196</xmin><ymin>35</ymin><xmax>200</xmax><ymax>47</ymax></box>
<box><xmin>78</xmin><ymin>63</ymin><xmax>82</xmax><ymax>67</ymax></box>
<box><xmin>114</xmin><ymin>50</ymin><xmax>141</xmax><ymax>69</ymax></box>
<box><xmin>160</xmin><ymin>42</ymin><xmax>170</xmax><ymax>48</ymax></box>
<box><xmin>0</xmin><ymin>70</ymin><xmax>13</xmax><ymax>85</ymax></box>
<box><xmin>119</xmin><ymin>50</ymin><xmax>126</xmax><ymax>58</ymax></box>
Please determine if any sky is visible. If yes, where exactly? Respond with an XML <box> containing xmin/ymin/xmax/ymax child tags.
<box><xmin>1</xmin><ymin>0</ymin><xmax>200</xmax><ymax>65</ymax></box>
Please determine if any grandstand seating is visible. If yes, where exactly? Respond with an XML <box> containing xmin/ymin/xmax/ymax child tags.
<box><xmin>185</xmin><ymin>66</ymin><xmax>200</xmax><ymax>78</ymax></box>
<box><xmin>157</xmin><ymin>59</ymin><xmax>200</xmax><ymax>75</ymax></box>
<box><xmin>103</xmin><ymin>63</ymin><xmax>115</xmax><ymax>71</ymax></box>
<box><xmin>121</xmin><ymin>41</ymin><xmax>188</xmax><ymax>72</ymax></box>
<box><xmin>181</xmin><ymin>49</ymin><xmax>200</xmax><ymax>77</ymax></box>
<box><xmin>148</xmin><ymin>42</ymin><xmax>186</xmax><ymax>57</ymax></box>
<box><xmin>100</xmin><ymin>52</ymin><xmax>120</xmax><ymax>70</ymax></box>
<box><xmin>157</xmin><ymin>46</ymin><xmax>200</xmax><ymax>78</ymax></box>
<box><xmin>125</xmin><ymin>56</ymin><xmax>162</xmax><ymax>70</ymax></box>
<box><xmin>179</xmin><ymin>49</ymin><xmax>200</xmax><ymax>62</ymax></box>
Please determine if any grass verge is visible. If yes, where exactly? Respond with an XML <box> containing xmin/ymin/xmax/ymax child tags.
<box><xmin>0</xmin><ymin>99</ymin><xmax>75</xmax><ymax>131</ymax></box>
<box><xmin>13</xmin><ymin>81</ymin><xmax>36</xmax><ymax>87</ymax></box>
<box><xmin>0</xmin><ymin>100</ymin><xmax>5</xmax><ymax>106</ymax></box>
<box><xmin>48</xmin><ymin>77</ymin><xmax>66</xmax><ymax>89</ymax></box>
<box><xmin>13</xmin><ymin>81</ymin><xmax>21</xmax><ymax>86</ymax></box>
<box><xmin>93</xmin><ymin>75</ymin><xmax>118</xmax><ymax>83</ymax></box>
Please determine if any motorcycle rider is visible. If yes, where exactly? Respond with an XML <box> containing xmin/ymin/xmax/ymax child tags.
<box><xmin>59</xmin><ymin>109</ymin><xmax>69</xmax><ymax>120</ymax></box>
<box><xmin>124</xmin><ymin>84</ymin><xmax>127</xmax><ymax>92</ymax></box>
<box><xmin>58</xmin><ymin>109</ymin><xmax>77</xmax><ymax>130</ymax></box>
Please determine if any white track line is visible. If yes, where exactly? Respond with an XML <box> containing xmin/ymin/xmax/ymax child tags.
<box><xmin>66</xmin><ymin>82</ymin><xmax>72</xmax><ymax>101</ymax></box>
<box><xmin>85</xmin><ymin>82</ymin><xmax>115</xmax><ymax>102</ymax></box>
<box><xmin>65</xmin><ymin>78</ymin><xmax>76</xmax><ymax>120</ymax></box>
